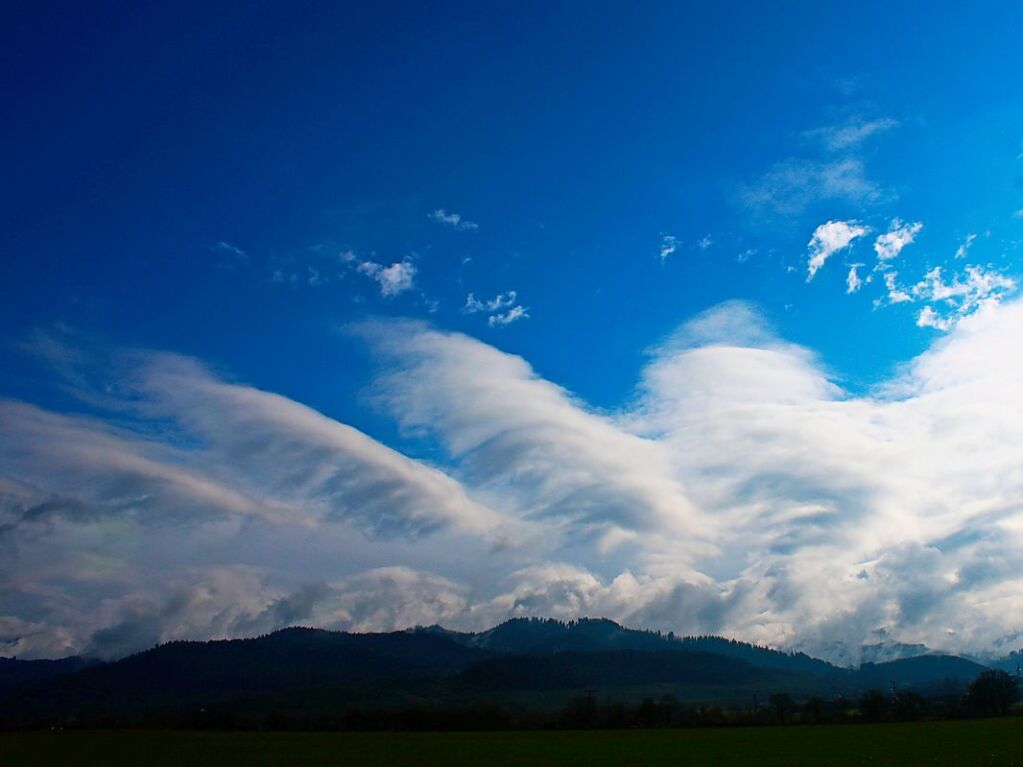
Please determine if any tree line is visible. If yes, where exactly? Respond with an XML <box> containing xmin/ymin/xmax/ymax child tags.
<box><xmin>4</xmin><ymin>670</ymin><xmax>1017</xmax><ymax>732</ymax></box>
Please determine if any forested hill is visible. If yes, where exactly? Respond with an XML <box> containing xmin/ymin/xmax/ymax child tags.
<box><xmin>424</xmin><ymin>617</ymin><xmax>846</xmax><ymax>677</ymax></box>
<box><xmin>0</xmin><ymin>618</ymin><xmax>1000</xmax><ymax>727</ymax></box>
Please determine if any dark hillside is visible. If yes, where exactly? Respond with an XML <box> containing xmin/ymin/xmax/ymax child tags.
<box><xmin>0</xmin><ymin>656</ymin><xmax>98</xmax><ymax>691</ymax></box>
<box><xmin>0</xmin><ymin>620</ymin><xmax>1000</xmax><ymax>727</ymax></box>
<box><xmin>461</xmin><ymin>649</ymin><xmax>763</xmax><ymax>691</ymax></box>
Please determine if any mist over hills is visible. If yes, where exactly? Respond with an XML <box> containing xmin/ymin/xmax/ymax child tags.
<box><xmin>2</xmin><ymin>617</ymin><xmax>1014</xmax><ymax>728</ymax></box>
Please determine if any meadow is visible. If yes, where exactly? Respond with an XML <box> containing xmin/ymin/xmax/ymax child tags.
<box><xmin>2</xmin><ymin>719</ymin><xmax>1022</xmax><ymax>767</ymax></box>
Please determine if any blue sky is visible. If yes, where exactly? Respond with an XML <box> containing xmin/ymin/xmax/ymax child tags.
<box><xmin>3</xmin><ymin>2</ymin><xmax>1023</xmax><ymax>661</ymax></box>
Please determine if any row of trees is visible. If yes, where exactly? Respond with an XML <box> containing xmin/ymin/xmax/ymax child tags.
<box><xmin>558</xmin><ymin>671</ymin><xmax>1018</xmax><ymax>730</ymax></box>
<box><xmin>4</xmin><ymin>671</ymin><xmax>1017</xmax><ymax>733</ymax></box>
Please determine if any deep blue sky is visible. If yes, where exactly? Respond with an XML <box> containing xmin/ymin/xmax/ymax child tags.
<box><xmin>5</xmin><ymin>2</ymin><xmax>1023</xmax><ymax>425</ymax></box>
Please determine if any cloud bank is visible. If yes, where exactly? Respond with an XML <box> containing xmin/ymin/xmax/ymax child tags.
<box><xmin>3</xmin><ymin>301</ymin><xmax>1023</xmax><ymax>663</ymax></box>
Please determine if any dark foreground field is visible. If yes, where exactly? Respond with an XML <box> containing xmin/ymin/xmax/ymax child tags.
<box><xmin>3</xmin><ymin>720</ymin><xmax>1023</xmax><ymax>767</ymax></box>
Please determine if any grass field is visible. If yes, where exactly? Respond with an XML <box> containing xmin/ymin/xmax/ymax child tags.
<box><xmin>2</xmin><ymin>720</ymin><xmax>1023</xmax><ymax>767</ymax></box>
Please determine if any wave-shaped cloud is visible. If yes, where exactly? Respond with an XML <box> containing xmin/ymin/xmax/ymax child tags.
<box><xmin>2</xmin><ymin>300</ymin><xmax>1023</xmax><ymax>663</ymax></box>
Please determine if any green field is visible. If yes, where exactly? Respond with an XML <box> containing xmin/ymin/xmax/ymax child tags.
<box><xmin>2</xmin><ymin>720</ymin><xmax>1022</xmax><ymax>767</ymax></box>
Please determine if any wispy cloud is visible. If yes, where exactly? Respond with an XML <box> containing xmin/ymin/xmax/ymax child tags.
<box><xmin>429</xmin><ymin>208</ymin><xmax>479</xmax><ymax>231</ymax></box>
<box><xmin>658</xmin><ymin>234</ymin><xmax>680</xmax><ymax>263</ymax></box>
<box><xmin>806</xmin><ymin>220</ymin><xmax>870</xmax><ymax>281</ymax></box>
<box><xmin>740</xmin><ymin>116</ymin><xmax>896</xmax><ymax>219</ymax></box>
<box><xmin>955</xmin><ymin>232</ymin><xmax>977</xmax><ymax>259</ymax></box>
<box><xmin>803</xmin><ymin>117</ymin><xmax>899</xmax><ymax>152</ymax></box>
<box><xmin>212</xmin><ymin>241</ymin><xmax>248</xmax><ymax>261</ymax></box>
<box><xmin>210</xmin><ymin>241</ymin><xmax>249</xmax><ymax>271</ymax></box>
<box><xmin>488</xmin><ymin>305</ymin><xmax>529</xmax><ymax>327</ymax></box>
<box><xmin>464</xmin><ymin>291</ymin><xmax>529</xmax><ymax>327</ymax></box>
<box><xmin>740</xmin><ymin>157</ymin><xmax>882</xmax><ymax>218</ymax></box>
<box><xmin>464</xmin><ymin>291</ymin><xmax>518</xmax><ymax>314</ymax></box>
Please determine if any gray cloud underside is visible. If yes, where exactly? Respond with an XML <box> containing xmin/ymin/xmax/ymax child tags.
<box><xmin>3</xmin><ymin>300</ymin><xmax>1023</xmax><ymax>663</ymax></box>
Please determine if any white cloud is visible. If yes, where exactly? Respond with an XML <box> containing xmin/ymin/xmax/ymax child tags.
<box><xmin>1</xmin><ymin>356</ymin><xmax>506</xmax><ymax>540</ymax></box>
<box><xmin>881</xmin><ymin>270</ymin><xmax>913</xmax><ymax>304</ymax></box>
<box><xmin>658</xmin><ymin>234</ymin><xmax>679</xmax><ymax>263</ymax></box>
<box><xmin>464</xmin><ymin>291</ymin><xmax>518</xmax><ymax>314</ymax></box>
<box><xmin>955</xmin><ymin>232</ymin><xmax>977</xmax><ymax>259</ymax></box>
<box><xmin>356</xmin><ymin>258</ymin><xmax>417</xmax><ymax>297</ymax></box>
<box><xmin>357</xmin><ymin>320</ymin><xmax>707</xmax><ymax>546</ymax></box>
<box><xmin>697</xmin><ymin>235</ymin><xmax>714</xmax><ymax>251</ymax></box>
<box><xmin>429</xmin><ymin>209</ymin><xmax>479</xmax><ymax>231</ymax></box>
<box><xmin>874</xmin><ymin>219</ymin><xmax>923</xmax><ymax>262</ymax></box>
<box><xmin>916</xmin><ymin>305</ymin><xmax>951</xmax><ymax>331</ymax></box>
<box><xmin>804</xmin><ymin>117</ymin><xmax>899</xmax><ymax>152</ymax></box>
<box><xmin>487</xmin><ymin>305</ymin><xmax>530</xmax><ymax>327</ymax></box>
<box><xmin>911</xmin><ymin>265</ymin><xmax>1016</xmax><ymax>330</ymax></box>
<box><xmin>846</xmin><ymin>264</ymin><xmax>865</xmax><ymax>294</ymax></box>
<box><xmin>806</xmin><ymin>220</ymin><xmax>870</xmax><ymax>281</ymax></box>
<box><xmin>464</xmin><ymin>291</ymin><xmax>529</xmax><ymax>327</ymax></box>
<box><xmin>0</xmin><ymin>400</ymin><xmax>277</xmax><ymax>524</ymax></box>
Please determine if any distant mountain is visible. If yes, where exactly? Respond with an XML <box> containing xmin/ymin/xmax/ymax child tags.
<box><xmin>859</xmin><ymin>641</ymin><xmax>932</xmax><ymax>665</ymax></box>
<box><xmin>0</xmin><ymin>656</ymin><xmax>98</xmax><ymax>691</ymax></box>
<box><xmin>986</xmin><ymin>649</ymin><xmax>1023</xmax><ymax>675</ymax></box>
<box><xmin>857</xmin><ymin>654</ymin><xmax>989</xmax><ymax>691</ymax></box>
<box><xmin>35</xmin><ymin>626</ymin><xmax>487</xmax><ymax>698</ymax></box>
<box><xmin>796</xmin><ymin>639</ymin><xmax>937</xmax><ymax>668</ymax></box>
<box><xmin>0</xmin><ymin>618</ymin><xmax>997</xmax><ymax>726</ymax></box>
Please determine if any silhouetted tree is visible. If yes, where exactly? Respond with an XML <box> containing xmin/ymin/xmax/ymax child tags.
<box><xmin>802</xmin><ymin>696</ymin><xmax>825</xmax><ymax>724</ymax></box>
<box><xmin>967</xmin><ymin>670</ymin><xmax>1019</xmax><ymax>716</ymax></box>
<box><xmin>560</xmin><ymin>693</ymin><xmax>599</xmax><ymax>728</ymax></box>
<box><xmin>891</xmin><ymin>690</ymin><xmax>927</xmax><ymax>721</ymax></box>
<box><xmin>769</xmin><ymin>693</ymin><xmax>794</xmax><ymax>724</ymax></box>
<box><xmin>636</xmin><ymin>697</ymin><xmax>658</xmax><ymax>728</ymax></box>
<box><xmin>858</xmin><ymin>689</ymin><xmax>887</xmax><ymax>722</ymax></box>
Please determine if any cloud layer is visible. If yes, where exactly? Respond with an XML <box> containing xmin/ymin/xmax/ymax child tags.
<box><xmin>3</xmin><ymin>301</ymin><xmax>1023</xmax><ymax>663</ymax></box>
